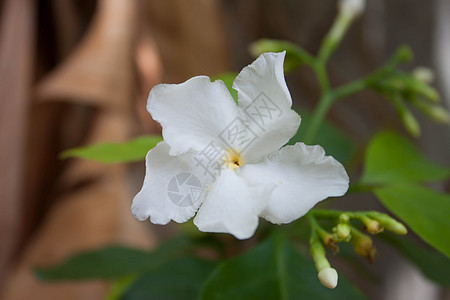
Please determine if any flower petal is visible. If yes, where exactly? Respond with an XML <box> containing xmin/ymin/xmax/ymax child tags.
<box><xmin>240</xmin><ymin>142</ymin><xmax>349</xmax><ymax>224</ymax></box>
<box><xmin>131</xmin><ymin>142</ymin><xmax>208</xmax><ymax>224</ymax></box>
<box><xmin>148</xmin><ymin>76</ymin><xmax>238</xmax><ymax>156</ymax></box>
<box><xmin>193</xmin><ymin>169</ymin><xmax>272</xmax><ymax>239</ymax></box>
<box><xmin>232</xmin><ymin>52</ymin><xmax>301</xmax><ymax>162</ymax></box>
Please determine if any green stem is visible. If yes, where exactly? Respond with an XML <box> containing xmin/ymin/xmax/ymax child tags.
<box><xmin>333</xmin><ymin>78</ymin><xmax>368</xmax><ymax>100</ymax></box>
<box><xmin>314</xmin><ymin>61</ymin><xmax>331</xmax><ymax>92</ymax></box>
<box><xmin>317</xmin><ymin>13</ymin><xmax>353</xmax><ymax>64</ymax></box>
<box><xmin>308</xmin><ymin>214</ymin><xmax>331</xmax><ymax>271</ymax></box>
<box><xmin>304</xmin><ymin>92</ymin><xmax>334</xmax><ymax>144</ymax></box>
<box><xmin>310</xmin><ymin>209</ymin><xmax>386</xmax><ymax>222</ymax></box>
<box><xmin>305</xmin><ymin>49</ymin><xmax>406</xmax><ymax>143</ymax></box>
<box><xmin>302</xmin><ymin>18</ymin><xmax>410</xmax><ymax>144</ymax></box>
<box><xmin>308</xmin><ymin>213</ymin><xmax>321</xmax><ymax>233</ymax></box>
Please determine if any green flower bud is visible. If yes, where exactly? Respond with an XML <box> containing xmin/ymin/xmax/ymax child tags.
<box><xmin>318</xmin><ymin>229</ymin><xmax>339</xmax><ymax>253</ymax></box>
<box><xmin>360</xmin><ymin>216</ymin><xmax>383</xmax><ymax>235</ymax></box>
<box><xmin>367</xmin><ymin>212</ymin><xmax>408</xmax><ymax>235</ymax></box>
<box><xmin>339</xmin><ymin>213</ymin><xmax>350</xmax><ymax>223</ymax></box>
<box><xmin>333</xmin><ymin>222</ymin><xmax>351</xmax><ymax>241</ymax></box>
<box><xmin>395</xmin><ymin>46</ymin><xmax>413</xmax><ymax>63</ymax></box>
<box><xmin>350</xmin><ymin>227</ymin><xmax>376</xmax><ymax>263</ymax></box>
<box><xmin>405</xmin><ymin>78</ymin><xmax>440</xmax><ymax>102</ymax></box>
<box><xmin>410</xmin><ymin>98</ymin><xmax>450</xmax><ymax>124</ymax></box>
<box><xmin>401</xmin><ymin>109</ymin><xmax>421</xmax><ymax>137</ymax></box>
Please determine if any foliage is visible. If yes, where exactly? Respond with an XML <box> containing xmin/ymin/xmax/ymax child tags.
<box><xmin>359</xmin><ymin>131</ymin><xmax>450</xmax><ymax>257</ymax></box>
<box><xmin>375</xmin><ymin>184</ymin><xmax>450</xmax><ymax>257</ymax></box>
<box><xmin>201</xmin><ymin>235</ymin><xmax>366</xmax><ymax>300</ymax></box>
<box><xmin>60</xmin><ymin>135</ymin><xmax>162</xmax><ymax>163</ymax></box>
<box><xmin>361</xmin><ymin>131</ymin><xmax>450</xmax><ymax>185</ymax></box>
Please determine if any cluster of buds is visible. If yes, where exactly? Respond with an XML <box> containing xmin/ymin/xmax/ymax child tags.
<box><xmin>368</xmin><ymin>47</ymin><xmax>449</xmax><ymax>137</ymax></box>
<box><xmin>309</xmin><ymin>210</ymin><xmax>407</xmax><ymax>289</ymax></box>
<box><xmin>332</xmin><ymin>213</ymin><xmax>351</xmax><ymax>243</ymax></box>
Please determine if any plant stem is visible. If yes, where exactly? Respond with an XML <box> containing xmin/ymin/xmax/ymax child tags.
<box><xmin>332</xmin><ymin>78</ymin><xmax>368</xmax><ymax>100</ymax></box>
<box><xmin>310</xmin><ymin>210</ymin><xmax>342</xmax><ymax>219</ymax></box>
<box><xmin>304</xmin><ymin>92</ymin><xmax>334</xmax><ymax>144</ymax></box>
<box><xmin>310</xmin><ymin>209</ymin><xmax>380</xmax><ymax>221</ymax></box>
<box><xmin>317</xmin><ymin>13</ymin><xmax>352</xmax><ymax>65</ymax></box>
<box><xmin>314</xmin><ymin>61</ymin><xmax>331</xmax><ymax>92</ymax></box>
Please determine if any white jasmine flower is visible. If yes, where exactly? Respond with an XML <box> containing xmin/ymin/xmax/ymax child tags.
<box><xmin>132</xmin><ymin>52</ymin><xmax>349</xmax><ymax>239</ymax></box>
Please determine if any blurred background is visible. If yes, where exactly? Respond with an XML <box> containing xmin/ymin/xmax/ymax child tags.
<box><xmin>0</xmin><ymin>0</ymin><xmax>449</xmax><ymax>299</ymax></box>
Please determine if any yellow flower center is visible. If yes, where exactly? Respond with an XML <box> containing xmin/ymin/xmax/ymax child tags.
<box><xmin>224</xmin><ymin>148</ymin><xmax>244</xmax><ymax>170</ymax></box>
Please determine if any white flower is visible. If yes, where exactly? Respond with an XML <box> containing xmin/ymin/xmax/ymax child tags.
<box><xmin>132</xmin><ymin>52</ymin><xmax>349</xmax><ymax>239</ymax></box>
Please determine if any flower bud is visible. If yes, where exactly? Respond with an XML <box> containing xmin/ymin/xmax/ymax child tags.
<box><xmin>400</xmin><ymin>107</ymin><xmax>421</xmax><ymax>137</ymax></box>
<box><xmin>411</xmin><ymin>98</ymin><xmax>450</xmax><ymax>124</ymax></box>
<box><xmin>367</xmin><ymin>213</ymin><xmax>408</xmax><ymax>235</ymax></box>
<box><xmin>317</xmin><ymin>228</ymin><xmax>339</xmax><ymax>253</ymax></box>
<box><xmin>339</xmin><ymin>213</ymin><xmax>350</xmax><ymax>223</ymax></box>
<box><xmin>324</xmin><ymin>234</ymin><xmax>339</xmax><ymax>253</ymax></box>
<box><xmin>338</xmin><ymin>0</ymin><xmax>365</xmax><ymax>18</ymax></box>
<box><xmin>350</xmin><ymin>227</ymin><xmax>376</xmax><ymax>263</ymax></box>
<box><xmin>390</xmin><ymin>95</ymin><xmax>421</xmax><ymax>137</ymax></box>
<box><xmin>334</xmin><ymin>222</ymin><xmax>351</xmax><ymax>241</ymax></box>
<box><xmin>405</xmin><ymin>79</ymin><xmax>440</xmax><ymax>102</ymax></box>
<box><xmin>360</xmin><ymin>216</ymin><xmax>383</xmax><ymax>235</ymax></box>
<box><xmin>310</xmin><ymin>236</ymin><xmax>339</xmax><ymax>289</ymax></box>
<box><xmin>395</xmin><ymin>46</ymin><xmax>413</xmax><ymax>63</ymax></box>
<box><xmin>318</xmin><ymin>267</ymin><xmax>338</xmax><ymax>289</ymax></box>
<box><xmin>413</xmin><ymin>67</ymin><xmax>435</xmax><ymax>84</ymax></box>
<box><xmin>426</xmin><ymin>106</ymin><xmax>450</xmax><ymax>123</ymax></box>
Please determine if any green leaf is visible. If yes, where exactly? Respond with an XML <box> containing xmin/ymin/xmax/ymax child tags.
<box><xmin>381</xmin><ymin>232</ymin><xmax>450</xmax><ymax>287</ymax></box>
<box><xmin>213</xmin><ymin>73</ymin><xmax>238</xmax><ymax>104</ymax></box>
<box><xmin>249</xmin><ymin>39</ymin><xmax>314</xmax><ymax>71</ymax></box>
<box><xmin>375</xmin><ymin>184</ymin><xmax>450</xmax><ymax>258</ymax></box>
<box><xmin>35</xmin><ymin>246</ymin><xmax>157</xmax><ymax>281</ymax></box>
<box><xmin>289</xmin><ymin>109</ymin><xmax>355</xmax><ymax>166</ymax></box>
<box><xmin>35</xmin><ymin>236</ymin><xmax>194</xmax><ymax>281</ymax></box>
<box><xmin>121</xmin><ymin>257</ymin><xmax>215</xmax><ymax>300</ymax></box>
<box><xmin>200</xmin><ymin>235</ymin><xmax>366</xmax><ymax>300</ymax></box>
<box><xmin>107</xmin><ymin>276</ymin><xmax>137</xmax><ymax>300</ymax></box>
<box><xmin>361</xmin><ymin>131</ymin><xmax>450</xmax><ymax>185</ymax></box>
<box><xmin>60</xmin><ymin>135</ymin><xmax>163</xmax><ymax>163</ymax></box>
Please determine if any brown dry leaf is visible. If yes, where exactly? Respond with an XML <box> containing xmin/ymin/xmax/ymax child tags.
<box><xmin>36</xmin><ymin>0</ymin><xmax>138</xmax><ymax>108</ymax></box>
